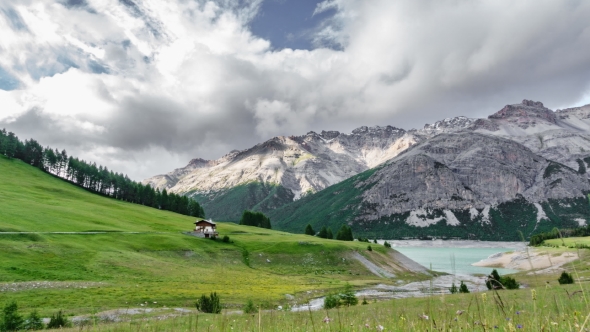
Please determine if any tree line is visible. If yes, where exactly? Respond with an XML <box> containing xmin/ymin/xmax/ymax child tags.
<box><xmin>0</xmin><ymin>129</ymin><xmax>205</xmax><ymax>218</ymax></box>
<box><xmin>529</xmin><ymin>225</ymin><xmax>590</xmax><ymax>246</ymax></box>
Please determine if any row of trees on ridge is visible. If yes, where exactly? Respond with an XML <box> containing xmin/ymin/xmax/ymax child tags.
<box><xmin>0</xmin><ymin>129</ymin><xmax>205</xmax><ymax>218</ymax></box>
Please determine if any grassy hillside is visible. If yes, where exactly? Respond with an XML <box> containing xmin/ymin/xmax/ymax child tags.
<box><xmin>0</xmin><ymin>156</ymin><xmax>420</xmax><ymax>315</ymax></box>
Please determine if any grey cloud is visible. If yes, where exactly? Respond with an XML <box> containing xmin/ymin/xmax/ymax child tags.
<box><xmin>2</xmin><ymin>0</ymin><xmax>590</xmax><ymax>181</ymax></box>
<box><xmin>2</xmin><ymin>8</ymin><xmax>28</xmax><ymax>31</ymax></box>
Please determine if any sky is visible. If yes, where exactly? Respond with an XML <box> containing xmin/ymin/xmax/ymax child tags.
<box><xmin>1</xmin><ymin>0</ymin><xmax>590</xmax><ymax>180</ymax></box>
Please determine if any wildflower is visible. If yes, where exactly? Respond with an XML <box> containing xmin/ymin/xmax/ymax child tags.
<box><xmin>531</xmin><ymin>289</ymin><xmax>537</xmax><ymax>301</ymax></box>
<box><xmin>456</xmin><ymin>310</ymin><xmax>464</xmax><ymax>315</ymax></box>
<box><xmin>517</xmin><ymin>324</ymin><xmax>523</xmax><ymax>329</ymax></box>
<box><xmin>481</xmin><ymin>293</ymin><xmax>487</xmax><ymax>302</ymax></box>
<box><xmin>516</xmin><ymin>311</ymin><xmax>521</xmax><ymax>315</ymax></box>
<box><xmin>323</xmin><ymin>317</ymin><xmax>331</xmax><ymax>323</ymax></box>
<box><xmin>376</xmin><ymin>325</ymin><xmax>384</xmax><ymax>331</ymax></box>
<box><xmin>365</xmin><ymin>323</ymin><xmax>370</xmax><ymax>328</ymax></box>
<box><xmin>420</xmin><ymin>314</ymin><xmax>429</xmax><ymax>320</ymax></box>
<box><xmin>551</xmin><ymin>322</ymin><xmax>558</xmax><ymax>326</ymax></box>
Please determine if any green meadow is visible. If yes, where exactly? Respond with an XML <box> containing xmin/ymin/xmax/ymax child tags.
<box><xmin>2</xmin><ymin>155</ymin><xmax>590</xmax><ymax>331</ymax></box>
<box><xmin>0</xmin><ymin>156</ymin><xmax>419</xmax><ymax>317</ymax></box>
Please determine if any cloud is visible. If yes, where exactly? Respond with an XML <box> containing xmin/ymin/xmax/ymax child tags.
<box><xmin>1</xmin><ymin>0</ymin><xmax>590</xmax><ymax>180</ymax></box>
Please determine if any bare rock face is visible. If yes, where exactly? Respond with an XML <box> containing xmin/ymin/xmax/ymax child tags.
<box><xmin>144</xmin><ymin>125</ymin><xmax>416</xmax><ymax>199</ymax></box>
<box><xmin>488</xmin><ymin>99</ymin><xmax>557</xmax><ymax>126</ymax></box>
<box><xmin>144</xmin><ymin>99</ymin><xmax>590</xmax><ymax>225</ymax></box>
<box><xmin>358</xmin><ymin>132</ymin><xmax>590</xmax><ymax>221</ymax></box>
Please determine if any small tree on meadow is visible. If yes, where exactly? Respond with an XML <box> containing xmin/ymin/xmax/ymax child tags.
<box><xmin>196</xmin><ymin>292</ymin><xmax>222</xmax><ymax>314</ymax></box>
<box><xmin>449</xmin><ymin>282</ymin><xmax>458</xmax><ymax>294</ymax></box>
<box><xmin>46</xmin><ymin>310</ymin><xmax>71</xmax><ymax>329</ymax></box>
<box><xmin>339</xmin><ymin>284</ymin><xmax>358</xmax><ymax>306</ymax></box>
<box><xmin>326</xmin><ymin>228</ymin><xmax>333</xmax><ymax>239</ymax></box>
<box><xmin>558</xmin><ymin>271</ymin><xmax>574</xmax><ymax>285</ymax></box>
<box><xmin>323</xmin><ymin>293</ymin><xmax>340</xmax><ymax>309</ymax></box>
<box><xmin>318</xmin><ymin>226</ymin><xmax>329</xmax><ymax>238</ymax></box>
<box><xmin>459</xmin><ymin>281</ymin><xmax>470</xmax><ymax>293</ymax></box>
<box><xmin>22</xmin><ymin>310</ymin><xmax>44</xmax><ymax>331</ymax></box>
<box><xmin>0</xmin><ymin>301</ymin><xmax>23</xmax><ymax>332</ymax></box>
<box><xmin>305</xmin><ymin>224</ymin><xmax>315</xmax><ymax>236</ymax></box>
<box><xmin>336</xmin><ymin>225</ymin><xmax>354</xmax><ymax>241</ymax></box>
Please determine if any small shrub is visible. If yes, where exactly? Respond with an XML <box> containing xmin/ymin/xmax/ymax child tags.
<box><xmin>367</xmin><ymin>245</ymin><xmax>372</xmax><ymax>251</ymax></box>
<box><xmin>459</xmin><ymin>281</ymin><xmax>470</xmax><ymax>293</ymax></box>
<box><xmin>222</xmin><ymin>235</ymin><xmax>231</xmax><ymax>243</ymax></box>
<box><xmin>449</xmin><ymin>282</ymin><xmax>458</xmax><ymax>294</ymax></box>
<box><xmin>383</xmin><ymin>241</ymin><xmax>391</xmax><ymax>248</ymax></box>
<box><xmin>362</xmin><ymin>297</ymin><xmax>368</xmax><ymax>305</ymax></box>
<box><xmin>558</xmin><ymin>271</ymin><xmax>574</xmax><ymax>284</ymax></box>
<box><xmin>22</xmin><ymin>310</ymin><xmax>44</xmax><ymax>331</ymax></box>
<box><xmin>501</xmin><ymin>276</ymin><xmax>520</xmax><ymax>290</ymax></box>
<box><xmin>47</xmin><ymin>310</ymin><xmax>71</xmax><ymax>329</ymax></box>
<box><xmin>324</xmin><ymin>293</ymin><xmax>340</xmax><ymax>309</ymax></box>
<box><xmin>196</xmin><ymin>292</ymin><xmax>222</xmax><ymax>314</ymax></box>
<box><xmin>243</xmin><ymin>299</ymin><xmax>257</xmax><ymax>314</ymax></box>
<box><xmin>1</xmin><ymin>301</ymin><xmax>23</xmax><ymax>332</ymax></box>
<box><xmin>373</xmin><ymin>239</ymin><xmax>378</xmax><ymax>244</ymax></box>
<box><xmin>340</xmin><ymin>283</ymin><xmax>358</xmax><ymax>306</ymax></box>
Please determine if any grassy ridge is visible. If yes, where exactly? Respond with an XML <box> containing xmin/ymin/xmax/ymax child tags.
<box><xmin>0</xmin><ymin>156</ymin><xmax>414</xmax><ymax>315</ymax></box>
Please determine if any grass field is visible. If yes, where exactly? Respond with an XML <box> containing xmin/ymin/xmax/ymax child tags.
<box><xmin>0</xmin><ymin>156</ymin><xmax>420</xmax><ymax>317</ymax></box>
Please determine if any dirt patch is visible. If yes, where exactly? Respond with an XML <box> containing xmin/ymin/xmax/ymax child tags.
<box><xmin>472</xmin><ymin>248</ymin><xmax>579</xmax><ymax>273</ymax></box>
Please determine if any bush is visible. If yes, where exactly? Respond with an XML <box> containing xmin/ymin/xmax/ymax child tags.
<box><xmin>383</xmin><ymin>241</ymin><xmax>391</xmax><ymax>248</ymax></box>
<box><xmin>361</xmin><ymin>298</ymin><xmax>368</xmax><ymax>305</ymax></box>
<box><xmin>367</xmin><ymin>245</ymin><xmax>372</xmax><ymax>251</ymax></box>
<box><xmin>340</xmin><ymin>284</ymin><xmax>358</xmax><ymax>306</ymax></box>
<box><xmin>243</xmin><ymin>299</ymin><xmax>257</xmax><ymax>314</ymax></box>
<box><xmin>1</xmin><ymin>301</ymin><xmax>23</xmax><ymax>332</ymax></box>
<box><xmin>501</xmin><ymin>276</ymin><xmax>520</xmax><ymax>290</ymax></box>
<box><xmin>449</xmin><ymin>282</ymin><xmax>458</xmax><ymax>294</ymax></box>
<box><xmin>22</xmin><ymin>310</ymin><xmax>44</xmax><ymax>331</ymax></box>
<box><xmin>459</xmin><ymin>281</ymin><xmax>469</xmax><ymax>293</ymax></box>
<box><xmin>196</xmin><ymin>292</ymin><xmax>222</xmax><ymax>314</ymax></box>
<box><xmin>47</xmin><ymin>310</ymin><xmax>71</xmax><ymax>329</ymax></box>
<box><xmin>222</xmin><ymin>235</ymin><xmax>231</xmax><ymax>243</ymax></box>
<box><xmin>324</xmin><ymin>293</ymin><xmax>340</xmax><ymax>309</ymax></box>
<box><xmin>558</xmin><ymin>271</ymin><xmax>574</xmax><ymax>285</ymax></box>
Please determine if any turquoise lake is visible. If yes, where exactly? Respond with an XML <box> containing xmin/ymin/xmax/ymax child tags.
<box><xmin>389</xmin><ymin>241</ymin><xmax>522</xmax><ymax>275</ymax></box>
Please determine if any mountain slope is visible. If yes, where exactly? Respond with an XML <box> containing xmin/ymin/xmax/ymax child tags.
<box><xmin>145</xmin><ymin>99</ymin><xmax>590</xmax><ymax>222</ymax></box>
<box><xmin>145</xmin><ymin>126</ymin><xmax>417</xmax><ymax>219</ymax></box>
<box><xmin>0</xmin><ymin>155</ymin><xmax>426</xmax><ymax>314</ymax></box>
<box><xmin>270</xmin><ymin>132</ymin><xmax>590</xmax><ymax>240</ymax></box>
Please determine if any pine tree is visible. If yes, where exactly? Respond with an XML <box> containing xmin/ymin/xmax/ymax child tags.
<box><xmin>318</xmin><ymin>226</ymin><xmax>329</xmax><ymax>238</ymax></box>
<box><xmin>326</xmin><ymin>228</ymin><xmax>333</xmax><ymax>239</ymax></box>
<box><xmin>305</xmin><ymin>224</ymin><xmax>315</xmax><ymax>235</ymax></box>
<box><xmin>0</xmin><ymin>301</ymin><xmax>23</xmax><ymax>332</ymax></box>
<box><xmin>459</xmin><ymin>281</ymin><xmax>469</xmax><ymax>293</ymax></box>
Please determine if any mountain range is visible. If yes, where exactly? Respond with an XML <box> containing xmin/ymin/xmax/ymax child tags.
<box><xmin>144</xmin><ymin>100</ymin><xmax>590</xmax><ymax>239</ymax></box>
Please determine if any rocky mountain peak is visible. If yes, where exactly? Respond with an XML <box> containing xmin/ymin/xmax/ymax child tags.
<box><xmin>422</xmin><ymin>116</ymin><xmax>476</xmax><ymax>132</ymax></box>
<box><xmin>488</xmin><ymin>99</ymin><xmax>556</xmax><ymax>124</ymax></box>
<box><xmin>187</xmin><ymin>158</ymin><xmax>215</xmax><ymax>168</ymax></box>
<box><xmin>320</xmin><ymin>130</ymin><xmax>341</xmax><ymax>140</ymax></box>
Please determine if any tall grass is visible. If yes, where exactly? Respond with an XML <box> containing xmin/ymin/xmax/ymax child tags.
<box><xmin>45</xmin><ymin>283</ymin><xmax>589</xmax><ymax>331</ymax></box>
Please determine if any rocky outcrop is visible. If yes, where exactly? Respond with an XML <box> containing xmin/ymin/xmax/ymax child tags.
<box><xmin>144</xmin><ymin>125</ymin><xmax>417</xmax><ymax>199</ymax></box>
<box><xmin>357</xmin><ymin>132</ymin><xmax>590</xmax><ymax>221</ymax></box>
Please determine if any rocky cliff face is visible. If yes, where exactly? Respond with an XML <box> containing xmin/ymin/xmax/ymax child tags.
<box><xmin>145</xmin><ymin>99</ymin><xmax>590</xmax><ymax>227</ymax></box>
<box><xmin>144</xmin><ymin>125</ymin><xmax>416</xmax><ymax>200</ymax></box>
<box><xmin>358</xmin><ymin>132</ymin><xmax>590</xmax><ymax>221</ymax></box>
